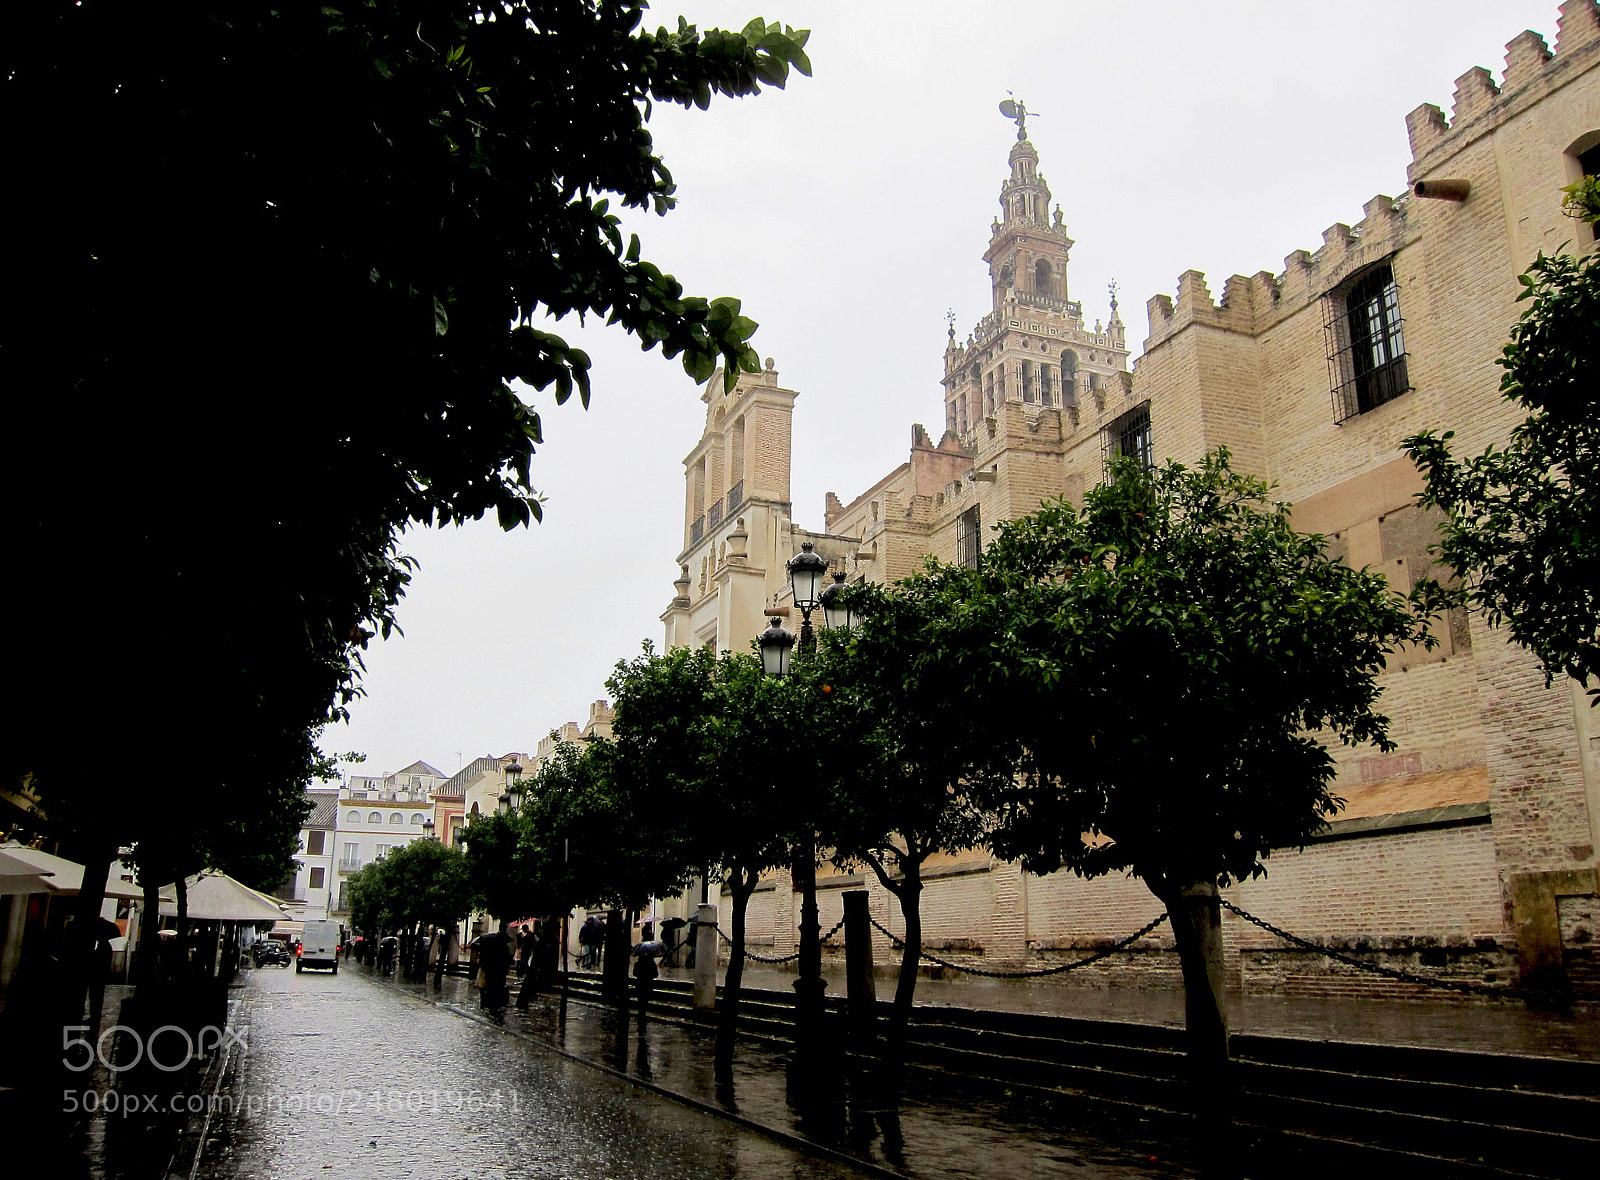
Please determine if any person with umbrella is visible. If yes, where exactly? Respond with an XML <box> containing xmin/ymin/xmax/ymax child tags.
<box><xmin>631</xmin><ymin>923</ymin><xmax>665</xmax><ymax>1019</ymax></box>
<box><xmin>471</xmin><ymin>923</ymin><xmax>513</xmax><ymax>1008</ymax></box>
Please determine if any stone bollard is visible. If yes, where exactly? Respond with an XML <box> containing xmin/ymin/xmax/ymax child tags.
<box><xmin>843</xmin><ymin>890</ymin><xmax>876</xmax><ymax>1038</ymax></box>
<box><xmin>693</xmin><ymin>903</ymin><xmax>718</xmax><ymax>1011</ymax></box>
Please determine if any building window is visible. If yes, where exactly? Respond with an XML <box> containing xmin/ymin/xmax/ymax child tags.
<box><xmin>1039</xmin><ymin>364</ymin><xmax>1053</xmax><ymax>405</ymax></box>
<box><xmin>343</xmin><ymin>842</ymin><xmax>359</xmax><ymax>865</ymax></box>
<box><xmin>376</xmin><ymin>844</ymin><xmax>391</xmax><ymax>859</ymax></box>
<box><xmin>337</xmin><ymin>883</ymin><xmax>349</xmax><ymax>911</ymax></box>
<box><xmin>306</xmin><ymin>831</ymin><xmax>325</xmax><ymax>856</ymax></box>
<box><xmin>389</xmin><ymin>812</ymin><xmax>403</xmax><ymax>825</ymax></box>
<box><xmin>368</xmin><ymin>811</ymin><xmax>382</xmax><ymax>823</ymax></box>
<box><xmin>1034</xmin><ymin>258</ymin><xmax>1052</xmax><ymax>296</ymax></box>
<box><xmin>1021</xmin><ymin>361</ymin><xmax>1034</xmax><ymax>403</ymax></box>
<box><xmin>1326</xmin><ymin>261</ymin><xmax>1409</xmax><ymax>421</ymax></box>
<box><xmin>410</xmin><ymin>813</ymin><xmax>424</xmax><ymax>825</ymax></box>
<box><xmin>347</xmin><ymin>810</ymin><xmax>360</xmax><ymax>824</ymax></box>
<box><xmin>956</xmin><ymin>505</ymin><xmax>982</xmax><ymax>569</ymax></box>
<box><xmin>309</xmin><ymin>867</ymin><xmax>326</xmax><ymax>890</ymax></box>
<box><xmin>1105</xmin><ymin>404</ymin><xmax>1153</xmax><ymax>471</ymax></box>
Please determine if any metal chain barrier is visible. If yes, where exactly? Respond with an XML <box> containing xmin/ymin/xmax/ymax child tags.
<box><xmin>1219</xmin><ymin>899</ymin><xmax>1528</xmax><ymax>999</ymax></box>
<box><xmin>717</xmin><ymin>916</ymin><xmax>848</xmax><ymax>964</ymax></box>
<box><xmin>870</xmin><ymin>912</ymin><xmax>1170</xmax><ymax>979</ymax></box>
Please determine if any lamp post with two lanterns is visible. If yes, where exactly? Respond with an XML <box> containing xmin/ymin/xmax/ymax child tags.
<box><xmin>756</xmin><ymin>544</ymin><xmax>855</xmax><ymax>1039</ymax></box>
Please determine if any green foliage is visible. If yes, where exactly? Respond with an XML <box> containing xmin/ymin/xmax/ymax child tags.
<box><xmin>1403</xmin><ymin>247</ymin><xmax>1600</xmax><ymax>700</ymax></box>
<box><xmin>968</xmin><ymin>451</ymin><xmax>1437</xmax><ymax>896</ymax></box>
<box><xmin>3</xmin><ymin>1</ymin><xmax>805</xmax><ymax>857</ymax></box>
<box><xmin>607</xmin><ymin>644</ymin><xmax>807</xmax><ymax>896</ymax></box>
<box><xmin>1560</xmin><ymin>173</ymin><xmax>1600</xmax><ymax>224</ymax></box>
<box><xmin>816</xmin><ymin>574</ymin><xmax>1019</xmax><ymax>893</ymax></box>
<box><xmin>349</xmin><ymin>839</ymin><xmax>470</xmax><ymax>933</ymax></box>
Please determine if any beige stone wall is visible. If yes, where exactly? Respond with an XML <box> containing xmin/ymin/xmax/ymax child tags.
<box><xmin>669</xmin><ymin>7</ymin><xmax>1600</xmax><ymax>998</ymax></box>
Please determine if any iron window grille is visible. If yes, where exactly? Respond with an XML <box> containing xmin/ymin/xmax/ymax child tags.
<box><xmin>690</xmin><ymin>515</ymin><xmax>705</xmax><ymax>545</ymax></box>
<box><xmin>726</xmin><ymin>481</ymin><xmax>744</xmax><ymax>515</ymax></box>
<box><xmin>1103</xmin><ymin>403</ymin><xmax>1153</xmax><ymax>472</ymax></box>
<box><xmin>1326</xmin><ymin>262</ymin><xmax>1410</xmax><ymax>422</ymax></box>
<box><xmin>956</xmin><ymin>505</ymin><xmax>982</xmax><ymax>569</ymax></box>
<box><xmin>708</xmin><ymin>500</ymin><xmax>723</xmax><ymax>528</ymax></box>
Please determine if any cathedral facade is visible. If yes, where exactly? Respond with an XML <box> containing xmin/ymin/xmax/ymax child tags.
<box><xmin>661</xmin><ymin>3</ymin><xmax>1600</xmax><ymax>999</ymax></box>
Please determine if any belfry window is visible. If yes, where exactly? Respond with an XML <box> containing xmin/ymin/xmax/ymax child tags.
<box><xmin>1325</xmin><ymin>260</ymin><xmax>1409</xmax><ymax>421</ymax></box>
<box><xmin>1039</xmin><ymin>364</ymin><xmax>1052</xmax><ymax>405</ymax></box>
<box><xmin>1034</xmin><ymin>259</ymin><xmax>1052</xmax><ymax>297</ymax></box>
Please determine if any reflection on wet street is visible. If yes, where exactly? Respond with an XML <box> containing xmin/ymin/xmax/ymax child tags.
<box><xmin>199</xmin><ymin>967</ymin><xmax>869</xmax><ymax>1180</ymax></box>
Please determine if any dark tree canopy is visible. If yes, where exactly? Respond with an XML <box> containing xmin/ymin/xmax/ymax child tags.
<box><xmin>2</xmin><ymin>2</ymin><xmax>808</xmax><ymax>881</ymax></box>
<box><xmin>349</xmin><ymin>838</ymin><xmax>470</xmax><ymax>933</ymax></box>
<box><xmin>1404</xmin><ymin>246</ymin><xmax>1600</xmax><ymax>701</ymax></box>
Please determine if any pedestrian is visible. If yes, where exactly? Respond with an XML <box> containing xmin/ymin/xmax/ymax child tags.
<box><xmin>516</xmin><ymin>924</ymin><xmax>533</xmax><ymax>979</ymax></box>
<box><xmin>631</xmin><ymin>924</ymin><xmax>661</xmax><ymax>1020</ymax></box>
<box><xmin>471</xmin><ymin>924</ymin><xmax>513</xmax><ymax>1008</ymax></box>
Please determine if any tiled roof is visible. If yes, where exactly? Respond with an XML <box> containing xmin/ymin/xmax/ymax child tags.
<box><xmin>304</xmin><ymin>789</ymin><xmax>339</xmax><ymax>829</ymax></box>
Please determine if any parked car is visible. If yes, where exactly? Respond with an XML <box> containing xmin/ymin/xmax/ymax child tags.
<box><xmin>253</xmin><ymin>940</ymin><xmax>291</xmax><ymax>968</ymax></box>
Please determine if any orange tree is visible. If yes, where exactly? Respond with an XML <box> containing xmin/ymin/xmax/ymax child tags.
<box><xmin>960</xmin><ymin>451</ymin><xmax>1441</xmax><ymax>1066</ymax></box>
<box><xmin>2</xmin><ymin>1</ymin><xmax>809</xmax><ymax>1008</ymax></box>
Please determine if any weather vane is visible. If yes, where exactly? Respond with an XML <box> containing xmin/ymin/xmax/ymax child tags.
<box><xmin>946</xmin><ymin>308</ymin><xmax>957</xmax><ymax>339</ymax></box>
<box><xmin>998</xmin><ymin>92</ymin><xmax>1035</xmax><ymax>138</ymax></box>
<box><xmin>1107</xmin><ymin>277</ymin><xmax>1120</xmax><ymax>311</ymax></box>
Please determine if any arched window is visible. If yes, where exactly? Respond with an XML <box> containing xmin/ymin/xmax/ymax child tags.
<box><xmin>410</xmin><ymin>813</ymin><xmax>424</xmax><ymax>825</ymax></box>
<box><xmin>347</xmin><ymin>810</ymin><xmax>361</xmax><ymax>824</ymax></box>
<box><xmin>1039</xmin><ymin>364</ymin><xmax>1053</xmax><ymax>405</ymax></box>
<box><xmin>389</xmin><ymin>812</ymin><xmax>403</xmax><ymax>825</ymax></box>
<box><xmin>470</xmin><ymin>802</ymin><xmax>480</xmax><ymax>816</ymax></box>
<box><xmin>1034</xmin><ymin>259</ymin><xmax>1052</xmax><ymax>297</ymax></box>
<box><xmin>1021</xmin><ymin>361</ymin><xmax>1034</xmax><ymax>403</ymax></box>
<box><xmin>1061</xmin><ymin>350</ymin><xmax>1078</xmax><ymax>399</ymax></box>
<box><xmin>368</xmin><ymin>811</ymin><xmax>382</xmax><ymax>823</ymax></box>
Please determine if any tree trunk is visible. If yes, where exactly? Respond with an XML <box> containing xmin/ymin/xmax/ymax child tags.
<box><xmin>174</xmin><ymin>874</ymin><xmax>190</xmax><ymax>975</ymax></box>
<box><xmin>888</xmin><ymin>872</ymin><xmax>922</xmax><ymax>1053</ymax></box>
<box><xmin>1164</xmin><ymin>880</ymin><xmax>1229</xmax><ymax>1069</ymax></box>
<box><xmin>602</xmin><ymin>908</ymin><xmax>629</xmax><ymax>1005</ymax></box>
<box><xmin>717</xmin><ymin>875</ymin><xmax>756</xmax><ymax>1052</ymax></box>
<box><xmin>136</xmin><ymin>877</ymin><xmax>162</xmax><ymax>991</ymax></box>
<box><xmin>68</xmin><ymin>844</ymin><xmax>114</xmax><ymax>1026</ymax></box>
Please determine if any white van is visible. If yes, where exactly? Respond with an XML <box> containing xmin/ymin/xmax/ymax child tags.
<box><xmin>297</xmin><ymin>919</ymin><xmax>341</xmax><ymax>973</ymax></box>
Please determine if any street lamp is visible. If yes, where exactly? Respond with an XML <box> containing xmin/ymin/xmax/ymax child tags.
<box><xmin>818</xmin><ymin>571</ymin><xmax>854</xmax><ymax>632</ymax></box>
<box><xmin>756</xmin><ymin>542</ymin><xmax>836</xmax><ymax>1045</ymax></box>
<box><xmin>758</xmin><ymin>615</ymin><xmax>796</xmax><ymax>677</ymax></box>
<box><xmin>422</xmin><ymin>817</ymin><xmax>436</xmax><ymax>841</ymax></box>
<box><xmin>786</xmin><ymin>541</ymin><xmax>828</xmax><ymax>651</ymax></box>
<box><xmin>504</xmin><ymin>760</ymin><xmax>524</xmax><ymax>813</ymax></box>
<box><xmin>497</xmin><ymin>791</ymin><xmax>511</xmax><ymax>816</ymax></box>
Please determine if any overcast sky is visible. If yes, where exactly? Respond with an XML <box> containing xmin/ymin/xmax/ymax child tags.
<box><xmin>335</xmin><ymin>0</ymin><xmax>1567</xmax><ymax>779</ymax></box>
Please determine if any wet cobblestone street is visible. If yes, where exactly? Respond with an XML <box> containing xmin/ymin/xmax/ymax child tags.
<box><xmin>194</xmin><ymin>967</ymin><xmax>873</xmax><ymax>1180</ymax></box>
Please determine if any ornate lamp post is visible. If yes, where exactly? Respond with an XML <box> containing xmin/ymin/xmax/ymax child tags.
<box><xmin>818</xmin><ymin>571</ymin><xmax>854</xmax><ymax>632</ymax></box>
<box><xmin>754</xmin><ymin>541</ymin><xmax>837</xmax><ymax>1041</ymax></box>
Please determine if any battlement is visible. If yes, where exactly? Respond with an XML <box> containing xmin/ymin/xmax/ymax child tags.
<box><xmin>1406</xmin><ymin>2</ymin><xmax>1598</xmax><ymax>178</ymax></box>
<box><xmin>1143</xmin><ymin>182</ymin><xmax>1418</xmax><ymax>353</ymax></box>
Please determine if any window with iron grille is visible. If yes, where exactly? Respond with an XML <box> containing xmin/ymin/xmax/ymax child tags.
<box><xmin>1103</xmin><ymin>403</ymin><xmax>1152</xmax><ymax>471</ymax></box>
<box><xmin>1325</xmin><ymin>261</ymin><xmax>1410</xmax><ymax>421</ymax></box>
<box><xmin>956</xmin><ymin>505</ymin><xmax>982</xmax><ymax>569</ymax></box>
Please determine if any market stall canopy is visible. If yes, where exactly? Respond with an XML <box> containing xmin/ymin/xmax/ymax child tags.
<box><xmin>0</xmin><ymin>848</ymin><xmax>58</xmax><ymax>895</ymax></box>
<box><xmin>159</xmin><ymin>871</ymin><xmax>289</xmax><ymax>922</ymax></box>
<box><xmin>0</xmin><ymin>844</ymin><xmax>164</xmax><ymax>900</ymax></box>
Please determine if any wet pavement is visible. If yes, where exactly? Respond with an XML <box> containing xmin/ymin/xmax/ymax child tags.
<box><xmin>193</xmin><ymin>966</ymin><xmax>879</xmax><ymax>1180</ymax></box>
<box><xmin>368</xmin><ymin>967</ymin><xmax>1203</xmax><ymax>1180</ymax></box>
<box><xmin>671</xmin><ymin>965</ymin><xmax>1600</xmax><ymax>1061</ymax></box>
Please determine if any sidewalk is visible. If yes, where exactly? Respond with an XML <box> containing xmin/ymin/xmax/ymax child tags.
<box><xmin>656</xmin><ymin>963</ymin><xmax>1600</xmax><ymax>1061</ymax></box>
<box><xmin>377</xmin><ymin>967</ymin><xmax>1205</xmax><ymax>1180</ymax></box>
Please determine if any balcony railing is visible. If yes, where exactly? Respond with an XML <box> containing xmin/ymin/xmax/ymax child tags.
<box><xmin>337</xmin><ymin>858</ymin><xmax>362</xmax><ymax>873</ymax></box>
<box><xmin>726</xmin><ymin>481</ymin><xmax>743</xmax><ymax>516</ymax></box>
<box><xmin>690</xmin><ymin>515</ymin><xmax>705</xmax><ymax>545</ymax></box>
<box><xmin>708</xmin><ymin>501</ymin><xmax>723</xmax><ymax>528</ymax></box>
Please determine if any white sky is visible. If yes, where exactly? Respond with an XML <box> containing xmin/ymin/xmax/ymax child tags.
<box><xmin>335</xmin><ymin>0</ymin><xmax>1569</xmax><ymax>778</ymax></box>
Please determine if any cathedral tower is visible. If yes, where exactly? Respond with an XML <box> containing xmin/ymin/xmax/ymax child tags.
<box><xmin>941</xmin><ymin>109</ymin><xmax>1128</xmax><ymax>446</ymax></box>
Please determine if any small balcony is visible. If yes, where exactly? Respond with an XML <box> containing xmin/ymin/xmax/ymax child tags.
<box><xmin>337</xmin><ymin>857</ymin><xmax>362</xmax><ymax>873</ymax></box>
<box><xmin>726</xmin><ymin>481</ymin><xmax>744</xmax><ymax>516</ymax></box>
<box><xmin>690</xmin><ymin>515</ymin><xmax>705</xmax><ymax>545</ymax></box>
